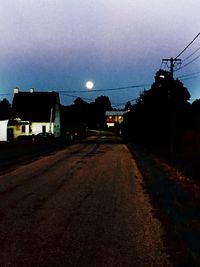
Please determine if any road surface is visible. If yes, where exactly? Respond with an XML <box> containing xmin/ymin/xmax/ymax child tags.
<box><xmin>0</xmin><ymin>131</ymin><xmax>172</xmax><ymax>266</ymax></box>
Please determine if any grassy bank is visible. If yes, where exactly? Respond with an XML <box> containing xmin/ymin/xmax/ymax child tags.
<box><xmin>128</xmin><ymin>143</ymin><xmax>200</xmax><ymax>267</ymax></box>
<box><xmin>0</xmin><ymin>139</ymin><xmax>70</xmax><ymax>174</ymax></box>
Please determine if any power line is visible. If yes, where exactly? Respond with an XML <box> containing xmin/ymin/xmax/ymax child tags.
<box><xmin>111</xmin><ymin>97</ymin><xmax>139</xmax><ymax>108</ymax></box>
<box><xmin>58</xmin><ymin>83</ymin><xmax>151</xmax><ymax>94</ymax></box>
<box><xmin>182</xmin><ymin>45</ymin><xmax>200</xmax><ymax>63</ymax></box>
<box><xmin>59</xmin><ymin>93</ymin><xmax>94</xmax><ymax>102</ymax></box>
<box><xmin>59</xmin><ymin>87</ymin><xmax>142</xmax><ymax>107</ymax></box>
<box><xmin>175</xmin><ymin>53</ymin><xmax>200</xmax><ymax>72</ymax></box>
<box><xmin>175</xmin><ymin>32</ymin><xmax>200</xmax><ymax>59</ymax></box>
<box><xmin>0</xmin><ymin>93</ymin><xmax>13</xmax><ymax>96</ymax></box>
<box><xmin>161</xmin><ymin>33</ymin><xmax>200</xmax><ymax>77</ymax></box>
<box><xmin>129</xmin><ymin>97</ymin><xmax>138</xmax><ymax>102</ymax></box>
<box><xmin>177</xmin><ymin>71</ymin><xmax>200</xmax><ymax>78</ymax></box>
<box><xmin>176</xmin><ymin>71</ymin><xmax>200</xmax><ymax>82</ymax></box>
<box><xmin>180</xmin><ymin>75</ymin><xmax>200</xmax><ymax>81</ymax></box>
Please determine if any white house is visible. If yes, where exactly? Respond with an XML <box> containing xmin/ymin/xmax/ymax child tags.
<box><xmin>0</xmin><ymin>120</ymin><xmax>9</xmax><ymax>141</ymax></box>
<box><xmin>8</xmin><ymin>89</ymin><xmax>61</xmax><ymax>140</ymax></box>
<box><xmin>7</xmin><ymin>118</ymin><xmax>30</xmax><ymax>140</ymax></box>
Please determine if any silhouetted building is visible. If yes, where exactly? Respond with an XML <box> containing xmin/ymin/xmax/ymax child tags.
<box><xmin>106</xmin><ymin>111</ymin><xmax>127</xmax><ymax>128</ymax></box>
<box><xmin>8</xmin><ymin>88</ymin><xmax>61</xmax><ymax>140</ymax></box>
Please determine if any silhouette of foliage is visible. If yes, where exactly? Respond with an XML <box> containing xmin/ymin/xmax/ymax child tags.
<box><xmin>94</xmin><ymin>96</ymin><xmax>112</xmax><ymax>128</ymax></box>
<box><xmin>123</xmin><ymin>70</ymin><xmax>191</xmax><ymax>153</ymax></box>
<box><xmin>61</xmin><ymin>96</ymin><xmax>112</xmax><ymax>136</ymax></box>
<box><xmin>0</xmin><ymin>98</ymin><xmax>11</xmax><ymax>120</ymax></box>
<box><xmin>124</xmin><ymin>101</ymin><xmax>132</xmax><ymax>111</ymax></box>
<box><xmin>191</xmin><ymin>99</ymin><xmax>200</xmax><ymax>131</ymax></box>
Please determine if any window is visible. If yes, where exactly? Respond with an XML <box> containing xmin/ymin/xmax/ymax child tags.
<box><xmin>22</xmin><ymin>125</ymin><xmax>26</xmax><ymax>133</ymax></box>
<box><xmin>42</xmin><ymin>125</ymin><xmax>46</xmax><ymax>133</ymax></box>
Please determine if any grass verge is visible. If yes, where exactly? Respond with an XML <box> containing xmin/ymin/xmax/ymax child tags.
<box><xmin>128</xmin><ymin>143</ymin><xmax>200</xmax><ymax>267</ymax></box>
<box><xmin>0</xmin><ymin>139</ymin><xmax>70</xmax><ymax>174</ymax></box>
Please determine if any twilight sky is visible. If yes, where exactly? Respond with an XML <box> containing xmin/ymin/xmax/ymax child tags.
<box><xmin>0</xmin><ymin>0</ymin><xmax>200</xmax><ymax>107</ymax></box>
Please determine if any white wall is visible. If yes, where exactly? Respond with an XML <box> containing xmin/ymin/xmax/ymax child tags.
<box><xmin>31</xmin><ymin>122</ymin><xmax>52</xmax><ymax>135</ymax></box>
<box><xmin>0</xmin><ymin>120</ymin><xmax>8</xmax><ymax>141</ymax></box>
<box><xmin>54</xmin><ymin>97</ymin><xmax>61</xmax><ymax>137</ymax></box>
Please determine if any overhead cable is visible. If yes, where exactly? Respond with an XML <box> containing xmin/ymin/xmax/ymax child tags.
<box><xmin>112</xmin><ymin>97</ymin><xmax>139</xmax><ymax>108</ymax></box>
<box><xmin>175</xmin><ymin>53</ymin><xmax>200</xmax><ymax>72</ymax></box>
<box><xmin>59</xmin><ymin>93</ymin><xmax>94</xmax><ymax>102</ymax></box>
<box><xmin>175</xmin><ymin>32</ymin><xmax>200</xmax><ymax>59</ymax></box>
<box><xmin>177</xmin><ymin>71</ymin><xmax>200</xmax><ymax>78</ymax></box>
<box><xmin>58</xmin><ymin>83</ymin><xmax>150</xmax><ymax>94</ymax></box>
<box><xmin>180</xmin><ymin>76</ymin><xmax>200</xmax><ymax>81</ymax></box>
<box><xmin>182</xmin><ymin>46</ymin><xmax>200</xmax><ymax>63</ymax></box>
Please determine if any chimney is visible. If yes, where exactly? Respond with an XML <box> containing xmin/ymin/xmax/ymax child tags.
<box><xmin>29</xmin><ymin>88</ymin><xmax>34</xmax><ymax>93</ymax></box>
<box><xmin>14</xmin><ymin>87</ymin><xmax>19</xmax><ymax>94</ymax></box>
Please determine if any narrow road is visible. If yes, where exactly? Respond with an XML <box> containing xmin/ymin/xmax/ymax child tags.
<box><xmin>0</xmin><ymin>131</ymin><xmax>172</xmax><ymax>267</ymax></box>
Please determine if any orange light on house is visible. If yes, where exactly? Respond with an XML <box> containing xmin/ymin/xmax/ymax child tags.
<box><xmin>105</xmin><ymin>111</ymin><xmax>127</xmax><ymax>128</ymax></box>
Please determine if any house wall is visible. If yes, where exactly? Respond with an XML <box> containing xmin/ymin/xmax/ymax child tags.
<box><xmin>106</xmin><ymin>115</ymin><xmax>124</xmax><ymax>127</ymax></box>
<box><xmin>31</xmin><ymin>122</ymin><xmax>60</xmax><ymax>137</ymax></box>
<box><xmin>7</xmin><ymin>121</ymin><xmax>59</xmax><ymax>140</ymax></box>
<box><xmin>106</xmin><ymin>111</ymin><xmax>127</xmax><ymax>128</ymax></box>
<box><xmin>7</xmin><ymin>123</ymin><xmax>30</xmax><ymax>140</ymax></box>
<box><xmin>31</xmin><ymin>122</ymin><xmax>53</xmax><ymax>135</ymax></box>
<box><xmin>53</xmin><ymin>96</ymin><xmax>61</xmax><ymax>137</ymax></box>
<box><xmin>0</xmin><ymin>120</ymin><xmax>8</xmax><ymax>141</ymax></box>
<box><xmin>53</xmin><ymin>123</ymin><xmax>60</xmax><ymax>137</ymax></box>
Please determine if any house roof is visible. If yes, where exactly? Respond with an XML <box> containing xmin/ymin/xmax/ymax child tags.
<box><xmin>12</xmin><ymin>91</ymin><xmax>60</xmax><ymax>122</ymax></box>
<box><xmin>105</xmin><ymin>111</ymin><xmax>127</xmax><ymax>116</ymax></box>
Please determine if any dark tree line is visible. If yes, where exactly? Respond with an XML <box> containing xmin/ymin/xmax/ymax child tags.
<box><xmin>0</xmin><ymin>98</ymin><xmax>11</xmax><ymax>120</ymax></box>
<box><xmin>2</xmin><ymin>74</ymin><xmax>200</xmax><ymax>152</ymax></box>
<box><xmin>122</xmin><ymin>70</ymin><xmax>193</xmax><ymax>154</ymax></box>
<box><xmin>61</xmin><ymin>96</ymin><xmax>112</xmax><ymax>137</ymax></box>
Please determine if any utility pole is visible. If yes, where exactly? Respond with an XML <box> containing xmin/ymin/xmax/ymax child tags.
<box><xmin>161</xmin><ymin>57</ymin><xmax>181</xmax><ymax>155</ymax></box>
<box><xmin>162</xmin><ymin>57</ymin><xmax>181</xmax><ymax>78</ymax></box>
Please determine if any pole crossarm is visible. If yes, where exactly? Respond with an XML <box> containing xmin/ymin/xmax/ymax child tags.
<box><xmin>162</xmin><ymin>57</ymin><xmax>182</xmax><ymax>78</ymax></box>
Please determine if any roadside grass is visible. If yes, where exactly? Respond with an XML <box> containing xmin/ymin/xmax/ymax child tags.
<box><xmin>0</xmin><ymin>139</ymin><xmax>69</xmax><ymax>174</ymax></box>
<box><xmin>175</xmin><ymin>130</ymin><xmax>200</xmax><ymax>181</ymax></box>
<box><xmin>128</xmin><ymin>143</ymin><xmax>200</xmax><ymax>267</ymax></box>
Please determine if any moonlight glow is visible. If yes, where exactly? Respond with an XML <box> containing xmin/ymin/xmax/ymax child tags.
<box><xmin>86</xmin><ymin>81</ymin><xmax>94</xmax><ymax>90</ymax></box>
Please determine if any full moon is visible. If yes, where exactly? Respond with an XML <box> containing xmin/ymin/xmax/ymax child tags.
<box><xmin>86</xmin><ymin>81</ymin><xmax>94</xmax><ymax>90</ymax></box>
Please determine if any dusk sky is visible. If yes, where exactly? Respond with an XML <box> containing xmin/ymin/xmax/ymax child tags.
<box><xmin>0</xmin><ymin>0</ymin><xmax>200</xmax><ymax>108</ymax></box>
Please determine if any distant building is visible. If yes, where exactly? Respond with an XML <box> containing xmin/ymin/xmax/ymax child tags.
<box><xmin>105</xmin><ymin>111</ymin><xmax>127</xmax><ymax>128</ymax></box>
<box><xmin>8</xmin><ymin>88</ymin><xmax>61</xmax><ymax>140</ymax></box>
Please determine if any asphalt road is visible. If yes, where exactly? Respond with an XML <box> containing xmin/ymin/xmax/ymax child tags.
<box><xmin>0</xmin><ymin>131</ymin><xmax>172</xmax><ymax>267</ymax></box>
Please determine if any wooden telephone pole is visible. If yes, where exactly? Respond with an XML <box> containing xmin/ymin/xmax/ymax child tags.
<box><xmin>161</xmin><ymin>57</ymin><xmax>181</xmax><ymax>154</ymax></box>
<box><xmin>162</xmin><ymin>57</ymin><xmax>181</xmax><ymax>78</ymax></box>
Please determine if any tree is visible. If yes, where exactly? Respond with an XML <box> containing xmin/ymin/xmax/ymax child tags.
<box><xmin>124</xmin><ymin>101</ymin><xmax>132</xmax><ymax>111</ymax></box>
<box><xmin>74</xmin><ymin>97</ymin><xmax>88</xmax><ymax>107</ymax></box>
<box><xmin>191</xmin><ymin>99</ymin><xmax>200</xmax><ymax>131</ymax></box>
<box><xmin>123</xmin><ymin>70</ymin><xmax>191</xmax><ymax>153</ymax></box>
<box><xmin>94</xmin><ymin>96</ymin><xmax>112</xmax><ymax>111</ymax></box>
<box><xmin>0</xmin><ymin>98</ymin><xmax>11</xmax><ymax>120</ymax></box>
<box><xmin>60</xmin><ymin>98</ymin><xmax>90</xmax><ymax>138</ymax></box>
<box><xmin>61</xmin><ymin>96</ymin><xmax>113</xmax><ymax>133</ymax></box>
<box><xmin>94</xmin><ymin>96</ymin><xmax>112</xmax><ymax>129</ymax></box>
